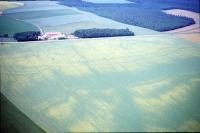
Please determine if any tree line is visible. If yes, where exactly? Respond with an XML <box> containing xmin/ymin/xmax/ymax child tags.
<box><xmin>73</xmin><ymin>28</ymin><xmax>134</xmax><ymax>38</ymax></box>
<box><xmin>14</xmin><ymin>31</ymin><xmax>41</xmax><ymax>42</ymax></box>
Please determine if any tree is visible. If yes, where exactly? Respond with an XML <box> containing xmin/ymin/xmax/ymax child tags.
<box><xmin>14</xmin><ymin>31</ymin><xmax>41</xmax><ymax>42</ymax></box>
<box><xmin>73</xmin><ymin>28</ymin><xmax>134</xmax><ymax>38</ymax></box>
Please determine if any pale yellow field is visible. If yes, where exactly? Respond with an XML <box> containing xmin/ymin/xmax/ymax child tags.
<box><xmin>176</xmin><ymin>33</ymin><xmax>200</xmax><ymax>44</ymax></box>
<box><xmin>1</xmin><ymin>35</ymin><xmax>200</xmax><ymax>132</ymax></box>
<box><xmin>0</xmin><ymin>1</ymin><xmax>23</xmax><ymax>14</ymax></box>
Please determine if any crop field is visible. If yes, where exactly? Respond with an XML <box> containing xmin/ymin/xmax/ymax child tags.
<box><xmin>1</xmin><ymin>0</ymin><xmax>200</xmax><ymax>132</ymax></box>
<box><xmin>2</xmin><ymin>1</ymin><xmax>158</xmax><ymax>35</ymax></box>
<box><xmin>163</xmin><ymin>9</ymin><xmax>200</xmax><ymax>34</ymax></box>
<box><xmin>5</xmin><ymin>9</ymin><xmax>80</xmax><ymax>20</ymax></box>
<box><xmin>0</xmin><ymin>16</ymin><xmax>39</xmax><ymax>37</ymax></box>
<box><xmin>41</xmin><ymin>13</ymin><xmax>158</xmax><ymax>35</ymax></box>
<box><xmin>82</xmin><ymin>0</ymin><xmax>133</xmax><ymax>3</ymax></box>
<box><xmin>1</xmin><ymin>93</ymin><xmax>45</xmax><ymax>133</ymax></box>
<box><xmin>61</xmin><ymin>0</ymin><xmax>199</xmax><ymax>31</ymax></box>
<box><xmin>3</xmin><ymin>1</ymin><xmax>65</xmax><ymax>12</ymax></box>
<box><xmin>0</xmin><ymin>1</ymin><xmax>23</xmax><ymax>12</ymax></box>
<box><xmin>1</xmin><ymin>35</ymin><xmax>200</xmax><ymax>132</ymax></box>
<box><xmin>25</xmin><ymin>14</ymin><xmax>90</xmax><ymax>27</ymax></box>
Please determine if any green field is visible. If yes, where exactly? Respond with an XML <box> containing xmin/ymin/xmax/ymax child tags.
<box><xmin>0</xmin><ymin>16</ymin><xmax>39</xmax><ymax>37</ymax></box>
<box><xmin>2</xmin><ymin>1</ymin><xmax>158</xmax><ymax>36</ymax></box>
<box><xmin>5</xmin><ymin>9</ymin><xmax>80</xmax><ymax>20</ymax></box>
<box><xmin>1</xmin><ymin>93</ymin><xmax>45</xmax><ymax>133</ymax></box>
<box><xmin>1</xmin><ymin>35</ymin><xmax>200</xmax><ymax>132</ymax></box>
<box><xmin>41</xmin><ymin>13</ymin><xmax>159</xmax><ymax>35</ymax></box>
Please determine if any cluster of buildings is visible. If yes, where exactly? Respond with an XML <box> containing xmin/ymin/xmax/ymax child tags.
<box><xmin>38</xmin><ymin>32</ymin><xmax>78</xmax><ymax>40</ymax></box>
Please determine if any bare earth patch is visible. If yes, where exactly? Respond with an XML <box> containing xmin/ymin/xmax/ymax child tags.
<box><xmin>163</xmin><ymin>9</ymin><xmax>200</xmax><ymax>34</ymax></box>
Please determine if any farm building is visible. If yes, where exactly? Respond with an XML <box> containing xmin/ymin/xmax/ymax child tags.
<box><xmin>39</xmin><ymin>32</ymin><xmax>66</xmax><ymax>40</ymax></box>
<box><xmin>66</xmin><ymin>34</ymin><xmax>79</xmax><ymax>39</ymax></box>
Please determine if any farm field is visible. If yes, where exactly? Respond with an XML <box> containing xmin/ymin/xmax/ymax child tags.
<box><xmin>176</xmin><ymin>33</ymin><xmax>200</xmax><ymax>44</ymax></box>
<box><xmin>1</xmin><ymin>0</ymin><xmax>200</xmax><ymax>132</ymax></box>
<box><xmin>82</xmin><ymin>0</ymin><xmax>133</xmax><ymax>3</ymax></box>
<box><xmin>0</xmin><ymin>1</ymin><xmax>39</xmax><ymax>37</ymax></box>
<box><xmin>61</xmin><ymin>0</ymin><xmax>199</xmax><ymax>31</ymax></box>
<box><xmin>1</xmin><ymin>34</ymin><xmax>200</xmax><ymax>132</ymax></box>
<box><xmin>0</xmin><ymin>16</ymin><xmax>39</xmax><ymax>37</ymax></box>
<box><xmin>0</xmin><ymin>1</ymin><xmax>23</xmax><ymax>14</ymax></box>
<box><xmin>1</xmin><ymin>1</ymin><xmax>158</xmax><ymax>37</ymax></box>
<box><xmin>5</xmin><ymin>9</ymin><xmax>80</xmax><ymax>20</ymax></box>
<box><xmin>163</xmin><ymin>9</ymin><xmax>200</xmax><ymax>34</ymax></box>
<box><xmin>1</xmin><ymin>93</ymin><xmax>45</xmax><ymax>133</ymax></box>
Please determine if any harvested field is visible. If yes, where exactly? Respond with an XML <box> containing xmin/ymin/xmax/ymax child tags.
<box><xmin>0</xmin><ymin>1</ymin><xmax>23</xmax><ymax>14</ymax></box>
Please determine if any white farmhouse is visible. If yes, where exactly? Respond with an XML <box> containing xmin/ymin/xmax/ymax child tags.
<box><xmin>39</xmin><ymin>32</ymin><xmax>66</xmax><ymax>40</ymax></box>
